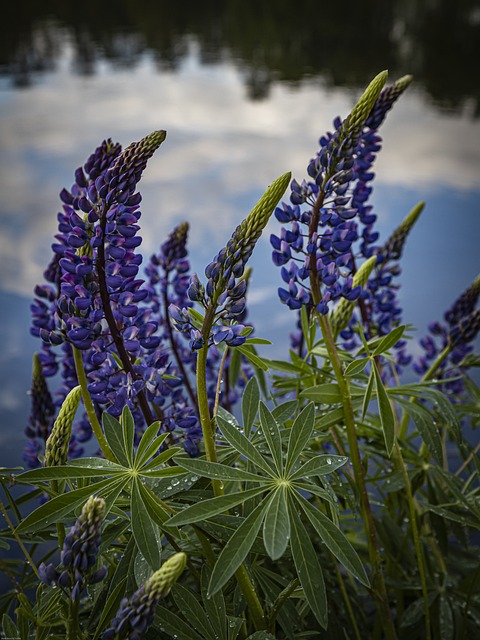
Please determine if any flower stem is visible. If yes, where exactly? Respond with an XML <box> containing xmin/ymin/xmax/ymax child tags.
<box><xmin>393</xmin><ymin>442</ymin><xmax>431</xmax><ymax>640</ymax></box>
<box><xmin>72</xmin><ymin>346</ymin><xmax>115</xmax><ymax>462</ymax></box>
<box><xmin>196</xmin><ymin>307</ymin><xmax>266</xmax><ymax>630</ymax></box>
<box><xmin>0</xmin><ymin>497</ymin><xmax>40</xmax><ymax>581</ymax></box>
<box><xmin>316</xmin><ymin>312</ymin><xmax>397</xmax><ymax>640</ymax></box>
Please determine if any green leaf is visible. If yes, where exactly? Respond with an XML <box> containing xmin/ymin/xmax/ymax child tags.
<box><xmin>245</xmin><ymin>337</ymin><xmax>272</xmax><ymax>345</ymax></box>
<box><xmin>136</xmin><ymin>479</ymin><xmax>176</xmax><ymax>531</ymax></box>
<box><xmin>301</xmin><ymin>384</ymin><xmax>343</xmax><ymax>403</ymax></box>
<box><xmin>263</xmin><ymin>485</ymin><xmax>290</xmax><ymax>560</ymax></box>
<box><xmin>288</xmin><ymin>496</ymin><xmax>327</xmax><ymax>628</ymax></box>
<box><xmin>103</xmin><ymin>413</ymin><xmax>128</xmax><ymax>466</ymax></box>
<box><xmin>438</xmin><ymin>594</ymin><xmax>454</xmax><ymax>640</ymax></box>
<box><xmin>290</xmin><ymin>454</ymin><xmax>348</xmax><ymax>481</ymax></box>
<box><xmin>1</xmin><ymin>614</ymin><xmax>18</xmax><ymax>639</ymax></box>
<box><xmin>228</xmin><ymin>346</ymin><xmax>242</xmax><ymax>390</ymax></box>
<box><xmin>202</xmin><ymin>567</ymin><xmax>227</xmax><ymax>639</ymax></box>
<box><xmin>173</xmin><ymin>456</ymin><xmax>267</xmax><ymax>483</ymax></box>
<box><xmin>259</xmin><ymin>402</ymin><xmax>283</xmax><ymax>474</ymax></box>
<box><xmin>139</xmin><ymin>466</ymin><xmax>187</xmax><ymax>479</ymax></box>
<box><xmin>398</xmin><ymin>400</ymin><xmax>443</xmax><ymax>464</ymax></box>
<box><xmin>216</xmin><ymin>415</ymin><xmax>276</xmax><ymax>477</ymax></box>
<box><xmin>169</xmin><ymin>485</ymin><xmax>267</xmax><ymax>526</ymax></box>
<box><xmin>172</xmin><ymin>585</ymin><xmax>215</xmax><ymax>640</ymax></box>
<box><xmin>272</xmin><ymin>400</ymin><xmax>298</xmax><ymax>424</ymax></box>
<box><xmin>372</xmin><ymin>325</ymin><xmax>406</xmax><ymax>356</ymax></box>
<box><xmin>92</xmin><ymin>578</ymin><xmax>127</xmax><ymax>640</ymax></box>
<box><xmin>121</xmin><ymin>406</ymin><xmax>135</xmax><ymax>466</ymax></box>
<box><xmin>131</xmin><ymin>478</ymin><xmax>161</xmax><ymax>570</ymax></box>
<box><xmin>187</xmin><ymin>307</ymin><xmax>205</xmax><ymax>328</ymax></box>
<box><xmin>285</xmin><ymin>403</ymin><xmax>315</xmax><ymax>475</ymax></box>
<box><xmin>297</xmin><ymin>494</ymin><xmax>369</xmax><ymax>586</ymax></box>
<box><xmin>138</xmin><ymin>446</ymin><xmax>182</xmax><ymax>472</ymax></box>
<box><xmin>16</xmin><ymin>477</ymin><xmax>115</xmax><ymax>533</ymax></box>
<box><xmin>242</xmin><ymin>376</ymin><xmax>260</xmax><ymax>436</ymax></box>
<box><xmin>155</xmin><ymin>606</ymin><xmax>204</xmax><ymax>640</ymax></box>
<box><xmin>373</xmin><ymin>363</ymin><xmax>395</xmax><ymax>456</ymax></box>
<box><xmin>344</xmin><ymin>357</ymin><xmax>370</xmax><ymax>377</ymax></box>
<box><xmin>208</xmin><ymin>500</ymin><xmax>269</xmax><ymax>596</ymax></box>
<box><xmin>261</xmin><ymin>359</ymin><xmax>309</xmax><ymax>374</ymax></box>
<box><xmin>247</xmin><ymin>634</ymin><xmax>277</xmax><ymax>640</ymax></box>
<box><xmin>134</xmin><ymin>422</ymin><xmax>163</xmax><ymax>467</ymax></box>
<box><xmin>362</xmin><ymin>370</ymin><xmax>375</xmax><ymax>420</ymax></box>
<box><xmin>15</xmin><ymin>460</ymin><xmax>126</xmax><ymax>483</ymax></box>
<box><xmin>235</xmin><ymin>344</ymin><xmax>270</xmax><ymax>371</ymax></box>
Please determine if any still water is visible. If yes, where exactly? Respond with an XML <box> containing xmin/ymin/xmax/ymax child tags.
<box><xmin>1</xmin><ymin>1</ymin><xmax>479</xmax><ymax>469</ymax></box>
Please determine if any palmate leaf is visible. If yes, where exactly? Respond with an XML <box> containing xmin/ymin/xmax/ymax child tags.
<box><xmin>289</xmin><ymin>454</ymin><xmax>348</xmax><ymax>481</ymax></box>
<box><xmin>15</xmin><ymin>476</ymin><xmax>115</xmax><ymax>533</ymax></box>
<box><xmin>263</xmin><ymin>485</ymin><xmax>290</xmax><ymax>560</ymax></box>
<box><xmin>216</xmin><ymin>414</ymin><xmax>276</xmax><ymax>477</ymax></box>
<box><xmin>295</xmin><ymin>493</ymin><xmax>369</xmax><ymax>586</ymax></box>
<box><xmin>288</xmin><ymin>495</ymin><xmax>327</xmax><ymax>629</ymax></box>
<box><xmin>173</xmin><ymin>456</ymin><xmax>266</xmax><ymax>483</ymax></box>
<box><xmin>208</xmin><ymin>500</ymin><xmax>269</xmax><ymax>596</ymax></box>
<box><xmin>137</xmin><ymin>446</ymin><xmax>182</xmax><ymax>472</ymax></box>
<box><xmin>131</xmin><ymin>478</ymin><xmax>161</xmax><ymax>570</ymax></box>
<box><xmin>169</xmin><ymin>485</ymin><xmax>267</xmax><ymax>526</ymax></box>
<box><xmin>259</xmin><ymin>402</ymin><xmax>283</xmax><ymax>474</ymax></box>
<box><xmin>285</xmin><ymin>402</ymin><xmax>315</xmax><ymax>475</ymax></box>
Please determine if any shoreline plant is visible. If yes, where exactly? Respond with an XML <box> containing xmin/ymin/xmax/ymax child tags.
<box><xmin>1</xmin><ymin>70</ymin><xmax>479</xmax><ymax>640</ymax></box>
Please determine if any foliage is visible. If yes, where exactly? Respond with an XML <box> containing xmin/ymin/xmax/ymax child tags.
<box><xmin>1</xmin><ymin>70</ymin><xmax>479</xmax><ymax>640</ymax></box>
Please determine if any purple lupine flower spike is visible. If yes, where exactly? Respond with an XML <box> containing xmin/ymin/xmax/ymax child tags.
<box><xmin>24</xmin><ymin>353</ymin><xmax>55</xmax><ymax>465</ymax></box>
<box><xmin>414</xmin><ymin>274</ymin><xmax>480</xmax><ymax>397</ymax></box>
<box><xmin>102</xmin><ymin>552</ymin><xmax>186</xmax><ymax>640</ymax></box>
<box><xmin>39</xmin><ymin>495</ymin><xmax>107</xmax><ymax>600</ymax></box>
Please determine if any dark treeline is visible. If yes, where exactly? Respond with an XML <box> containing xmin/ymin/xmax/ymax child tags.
<box><xmin>3</xmin><ymin>0</ymin><xmax>480</xmax><ymax>114</ymax></box>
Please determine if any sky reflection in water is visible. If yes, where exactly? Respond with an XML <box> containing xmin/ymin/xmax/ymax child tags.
<box><xmin>0</xmin><ymin>34</ymin><xmax>479</xmax><ymax>466</ymax></box>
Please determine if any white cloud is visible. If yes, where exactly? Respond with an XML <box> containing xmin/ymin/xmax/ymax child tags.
<box><xmin>0</xmin><ymin>44</ymin><xmax>479</xmax><ymax>299</ymax></box>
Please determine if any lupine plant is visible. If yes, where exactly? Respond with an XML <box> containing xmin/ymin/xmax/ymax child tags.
<box><xmin>1</xmin><ymin>71</ymin><xmax>479</xmax><ymax>640</ymax></box>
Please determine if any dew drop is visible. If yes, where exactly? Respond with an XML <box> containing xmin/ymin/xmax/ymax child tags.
<box><xmin>326</xmin><ymin>458</ymin><xmax>332</xmax><ymax>465</ymax></box>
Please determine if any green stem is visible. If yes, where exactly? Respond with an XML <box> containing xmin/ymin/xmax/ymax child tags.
<box><xmin>393</xmin><ymin>442</ymin><xmax>431</xmax><ymax>640</ymax></box>
<box><xmin>0</xmin><ymin>497</ymin><xmax>41</xmax><ymax>581</ymax></box>
<box><xmin>196</xmin><ymin>307</ymin><xmax>266</xmax><ymax>630</ymax></box>
<box><xmin>234</xmin><ymin>565</ymin><xmax>266</xmax><ymax>631</ymax></box>
<box><xmin>333</xmin><ymin>562</ymin><xmax>362</xmax><ymax>640</ymax></box>
<box><xmin>51</xmin><ymin>480</ymin><xmax>66</xmax><ymax>549</ymax></box>
<box><xmin>67</xmin><ymin>596</ymin><xmax>80</xmax><ymax>640</ymax></box>
<box><xmin>316</xmin><ymin>312</ymin><xmax>397</xmax><ymax>640</ymax></box>
<box><xmin>72</xmin><ymin>346</ymin><xmax>115</xmax><ymax>462</ymax></box>
<box><xmin>267</xmin><ymin>578</ymin><xmax>299</xmax><ymax>634</ymax></box>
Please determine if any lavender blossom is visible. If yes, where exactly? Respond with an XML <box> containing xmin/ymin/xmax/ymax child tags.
<box><xmin>39</xmin><ymin>496</ymin><xmax>107</xmax><ymax>600</ymax></box>
<box><xmin>102</xmin><ymin>552</ymin><xmax>186</xmax><ymax>640</ymax></box>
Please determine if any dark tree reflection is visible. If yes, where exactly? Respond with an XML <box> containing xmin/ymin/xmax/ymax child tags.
<box><xmin>2</xmin><ymin>0</ymin><xmax>479</xmax><ymax>115</ymax></box>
